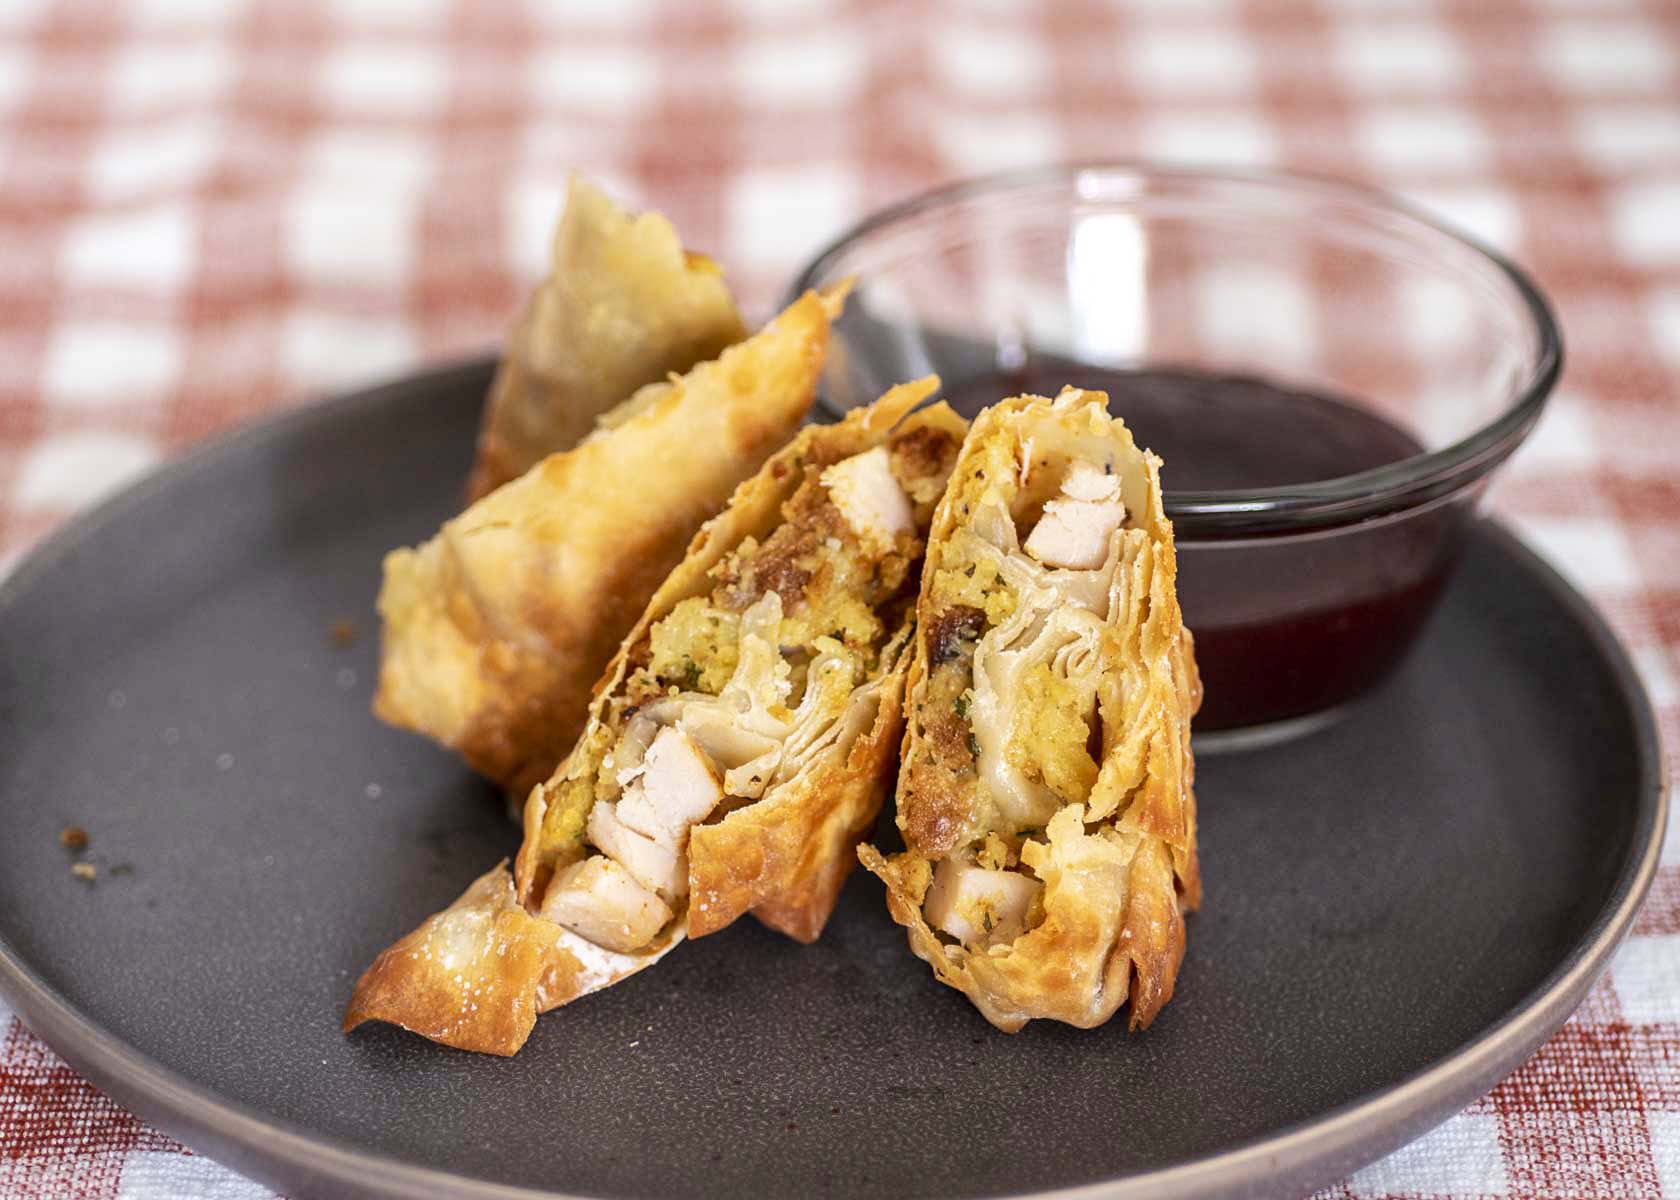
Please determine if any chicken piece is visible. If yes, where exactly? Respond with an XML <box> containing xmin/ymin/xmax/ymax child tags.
<box><xmin>822</xmin><ymin>446</ymin><xmax>914</xmax><ymax>556</ymax></box>
<box><xmin>539</xmin><ymin>856</ymin><xmax>673</xmax><ymax>953</ymax></box>
<box><xmin>923</xmin><ymin>858</ymin><xmax>1043</xmax><ymax>947</ymax></box>
<box><xmin>1060</xmin><ymin>460</ymin><xmax>1121</xmax><ymax>502</ymax></box>
<box><xmin>586</xmin><ymin>800</ymin><xmax>686</xmax><ymax>901</ymax></box>
<box><xmin>615</xmin><ymin>726</ymin><xmax>724</xmax><ymax>845</ymax></box>
<box><xmin>1023</xmin><ymin>496</ymin><xmax>1126</xmax><ymax>570</ymax></box>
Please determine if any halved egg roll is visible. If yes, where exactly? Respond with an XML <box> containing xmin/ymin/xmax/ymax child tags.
<box><xmin>373</xmin><ymin>287</ymin><xmax>840</xmax><ymax>798</ymax></box>
<box><xmin>466</xmin><ymin>176</ymin><xmax>746</xmax><ymax>501</ymax></box>
<box><xmin>347</xmin><ymin>382</ymin><xmax>969</xmax><ymax>1054</ymax></box>
<box><xmin>861</xmin><ymin>388</ymin><xmax>1201</xmax><ymax>1033</ymax></box>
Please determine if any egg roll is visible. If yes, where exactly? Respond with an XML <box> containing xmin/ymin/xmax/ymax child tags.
<box><xmin>860</xmin><ymin>387</ymin><xmax>1201</xmax><ymax>1033</ymax></box>
<box><xmin>374</xmin><ymin>287</ymin><xmax>841</xmax><ymax>798</ymax></box>
<box><xmin>347</xmin><ymin>381</ymin><xmax>968</xmax><ymax>1054</ymax></box>
<box><xmin>466</xmin><ymin>176</ymin><xmax>746</xmax><ymax>501</ymax></box>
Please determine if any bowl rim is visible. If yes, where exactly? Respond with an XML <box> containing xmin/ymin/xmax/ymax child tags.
<box><xmin>785</xmin><ymin>161</ymin><xmax>1564</xmax><ymax>537</ymax></box>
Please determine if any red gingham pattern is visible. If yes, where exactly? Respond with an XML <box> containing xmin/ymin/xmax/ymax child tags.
<box><xmin>1</xmin><ymin>1</ymin><xmax>1676</xmax><ymax>1196</ymax></box>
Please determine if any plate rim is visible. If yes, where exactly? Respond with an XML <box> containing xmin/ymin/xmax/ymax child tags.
<box><xmin>0</xmin><ymin>363</ymin><xmax>1666</xmax><ymax>1200</ymax></box>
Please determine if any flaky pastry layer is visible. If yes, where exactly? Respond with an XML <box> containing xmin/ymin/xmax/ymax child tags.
<box><xmin>466</xmin><ymin>176</ymin><xmax>746</xmax><ymax>500</ymax></box>
<box><xmin>863</xmin><ymin>388</ymin><xmax>1201</xmax><ymax>1032</ymax></box>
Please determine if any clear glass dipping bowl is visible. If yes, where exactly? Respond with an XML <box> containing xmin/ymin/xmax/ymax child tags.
<box><xmin>786</xmin><ymin>163</ymin><xmax>1562</xmax><ymax>747</ymax></box>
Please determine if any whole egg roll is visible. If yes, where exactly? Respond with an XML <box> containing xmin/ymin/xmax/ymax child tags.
<box><xmin>861</xmin><ymin>387</ymin><xmax>1201</xmax><ymax>1033</ymax></box>
<box><xmin>372</xmin><ymin>286</ymin><xmax>842</xmax><ymax>798</ymax></box>
<box><xmin>347</xmin><ymin>381</ymin><xmax>968</xmax><ymax>1054</ymax></box>
<box><xmin>466</xmin><ymin>176</ymin><xmax>746</xmax><ymax>501</ymax></box>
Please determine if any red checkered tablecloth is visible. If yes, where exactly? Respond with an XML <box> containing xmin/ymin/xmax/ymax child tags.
<box><xmin>0</xmin><ymin>1</ymin><xmax>1675</xmax><ymax>1197</ymax></box>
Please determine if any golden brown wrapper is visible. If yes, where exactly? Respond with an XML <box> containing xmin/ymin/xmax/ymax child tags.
<box><xmin>685</xmin><ymin>398</ymin><xmax>970</xmax><ymax>943</ymax></box>
<box><xmin>351</xmin><ymin>383</ymin><xmax>966</xmax><ymax>1056</ymax></box>
<box><xmin>465</xmin><ymin>176</ymin><xmax>746</xmax><ymax>501</ymax></box>
<box><xmin>342</xmin><ymin>863</ymin><xmax>679</xmax><ymax>1057</ymax></box>
<box><xmin>515</xmin><ymin>380</ymin><xmax>964</xmax><ymax>935</ymax></box>
<box><xmin>372</xmin><ymin>286</ymin><xmax>842</xmax><ymax>797</ymax></box>
<box><xmin>862</xmin><ymin>388</ymin><xmax>1201</xmax><ymax>1033</ymax></box>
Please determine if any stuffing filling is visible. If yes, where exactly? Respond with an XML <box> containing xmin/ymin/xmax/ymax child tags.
<box><xmin>915</xmin><ymin>441</ymin><xmax>1138</xmax><ymax>952</ymax></box>
<box><xmin>538</xmin><ymin>428</ymin><xmax>959</xmax><ymax>952</ymax></box>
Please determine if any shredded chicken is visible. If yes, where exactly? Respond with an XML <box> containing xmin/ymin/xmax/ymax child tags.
<box><xmin>923</xmin><ymin>856</ymin><xmax>1042</xmax><ymax>948</ymax></box>
<box><xmin>616</xmin><ymin>726</ymin><xmax>725</xmax><ymax>844</ymax></box>
<box><xmin>822</xmin><ymin>445</ymin><xmax>914</xmax><ymax>555</ymax></box>
<box><xmin>542</xmin><ymin>438</ymin><xmax>936</xmax><ymax>954</ymax></box>
<box><xmin>539</xmin><ymin>856</ymin><xmax>673</xmax><ymax>953</ymax></box>
<box><xmin>586</xmin><ymin>799</ymin><xmax>686</xmax><ymax>900</ymax></box>
<box><xmin>1022</xmin><ymin>460</ymin><xmax>1127</xmax><ymax>570</ymax></box>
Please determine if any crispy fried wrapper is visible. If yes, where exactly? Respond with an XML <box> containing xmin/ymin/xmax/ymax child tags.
<box><xmin>465</xmin><ymin>177</ymin><xmax>746</xmax><ymax>501</ymax></box>
<box><xmin>373</xmin><ymin>286</ymin><xmax>843</xmax><ymax>797</ymax></box>
<box><xmin>861</xmin><ymin>388</ymin><xmax>1201</xmax><ymax>1033</ymax></box>
<box><xmin>341</xmin><ymin>863</ymin><xmax>679</xmax><ymax>1056</ymax></box>
<box><xmin>350</xmin><ymin>383</ymin><xmax>967</xmax><ymax>1055</ymax></box>
<box><xmin>515</xmin><ymin>380</ymin><xmax>967</xmax><ymax>935</ymax></box>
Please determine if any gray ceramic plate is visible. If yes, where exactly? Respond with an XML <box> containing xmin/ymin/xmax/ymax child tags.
<box><xmin>0</xmin><ymin>360</ymin><xmax>1664</xmax><ymax>1200</ymax></box>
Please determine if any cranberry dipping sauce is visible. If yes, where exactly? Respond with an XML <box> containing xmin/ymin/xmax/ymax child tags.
<box><xmin>790</xmin><ymin>165</ymin><xmax>1561</xmax><ymax>743</ymax></box>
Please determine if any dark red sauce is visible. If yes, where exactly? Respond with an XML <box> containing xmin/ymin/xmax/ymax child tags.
<box><xmin>943</xmin><ymin>367</ymin><xmax>1460</xmax><ymax>731</ymax></box>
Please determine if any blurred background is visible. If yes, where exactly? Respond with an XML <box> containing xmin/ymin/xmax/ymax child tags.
<box><xmin>0</xmin><ymin>1</ymin><xmax>1676</xmax><ymax>1197</ymax></box>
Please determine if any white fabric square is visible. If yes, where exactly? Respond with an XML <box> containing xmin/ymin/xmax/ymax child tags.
<box><xmin>61</xmin><ymin>204</ymin><xmax>195</xmax><ymax>292</ymax></box>
<box><xmin>320</xmin><ymin>43</ymin><xmax>447</xmax><ymax>116</ymax></box>
<box><xmin>286</xmin><ymin>187</ymin><xmax>415</xmax><ymax>286</ymax></box>
<box><xmin>503</xmin><ymin>179</ymin><xmax>565</xmax><ymax>281</ymax></box>
<box><xmin>932</xmin><ymin>27</ymin><xmax>1050</xmax><ymax>95</ymax></box>
<box><xmin>1612</xmin><ymin>935</ymin><xmax>1680</xmax><ymax>1023</ymax></box>
<box><xmin>42</xmin><ymin>323</ymin><xmax>181</xmax><ymax>408</ymax></box>
<box><xmin>1629</xmin><ymin>646</ymin><xmax>1676</xmax><ymax>712</ymax></box>
<box><xmin>1507</xmin><ymin>391</ymin><xmax>1597</xmax><ymax>472</ymax></box>
<box><xmin>1336</xmin><ymin>25</ymin><xmax>1466</xmax><ymax>88</ymax></box>
<box><xmin>1573</xmin><ymin>106</ymin><xmax>1680</xmax><ymax>170</ymax></box>
<box><xmin>111</xmin><ymin>41</ymin><xmax>233</xmax><ymax>111</ymax></box>
<box><xmin>85</xmin><ymin>117</ymin><xmax>220</xmax><ymax>202</ymax></box>
<box><xmin>1653</xmin><ymin>1111</ymin><xmax>1680</xmax><ymax>1200</ymax></box>
<box><xmin>0</xmin><ymin>46</ymin><xmax>31</xmax><ymax>114</ymax></box>
<box><xmin>1397</xmin><ymin>274</ymin><xmax>1477</xmax><ymax>354</ymax></box>
<box><xmin>1196</xmin><ymin>265</ymin><xmax>1319</xmax><ymax>369</ymax></box>
<box><xmin>1508</xmin><ymin>514</ymin><xmax>1642</xmax><ymax>593</ymax></box>
<box><xmin>1357</xmin><ymin>109</ymin><xmax>1492</xmax><ymax>170</ymax></box>
<box><xmin>530</xmin><ymin>47</ymin><xmax>655</xmax><ymax>111</ymax></box>
<box><xmin>331</xmin><ymin>0</ymin><xmax>449</xmax><ymax>26</ymax></box>
<box><xmin>1610</xmin><ymin>181</ymin><xmax>1680</xmax><ymax>265</ymax></box>
<box><xmin>0</xmin><ymin>0</ymin><xmax>50</xmax><ymax>29</ymax></box>
<box><xmin>1647</xmin><ymin>289</ymin><xmax>1680</xmax><ymax>367</ymax></box>
<box><xmin>737</xmin><ymin>30</ymin><xmax>865</xmax><ymax>103</ymax></box>
<box><xmin>1137</xmin><ymin>112</ymin><xmax>1278</xmax><ymax>165</ymax></box>
<box><xmin>731</xmin><ymin>0</ymin><xmax>834</xmax><ymax>16</ymax></box>
<box><xmin>1129</xmin><ymin>29</ymin><xmax>1256</xmax><ymax>93</ymax></box>
<box><xmin>116</xmin><ymin>1151</ymin><xmax>274</xmax><ymax>1200</ymax></box>
<box><xmin>1540</xmin><ymin>21</ymin><xmax>1673</xmax><ymax>92</ymax></box>
<box><xmin>13</xmin><ymin>432</ymin><xmax>161</xmax><ymax>512</ymax></box>
<box><xmin>1404</xmin><ymin>185</ymin><xmax>1522</xmax><ymax>252</ymax></box>
<box><xmin>134</xmin><ymin>0</ymin><xmax>249</xmax><ymax>23</ymax></box>
<box><xmin>934</xmin><ymin>111</ymin><xmax>1063</xmax><ymax>175</ymax></box>
<box><xmin>726</xmin><ymin>165</ymin><xmax>859</xmax><ymax>276</ymax></box>
<box><xmin>525</xmin><ymin>0</ymin><xmax>657</xmax><ymax>24</ymax></box>
<box><xmin>280</xmin><ymin>311</ymin><xmax>417</xmax><ymax>391</ymax></box>
<box><xmin>305</xmin><ymin>128</ymin><xmax>433</xmax><ymax>187</ymax></box>
<box><xmin>1347</xmin><ymin>1111</ymin><xmax>1509</xmax><ymax>1196</ymax></box>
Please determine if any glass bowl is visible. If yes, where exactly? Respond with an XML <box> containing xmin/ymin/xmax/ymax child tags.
<box><xmin>787</xmin><ymin>163</ymin><xmax>1562</xmax><ymax>746</ymax></box>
